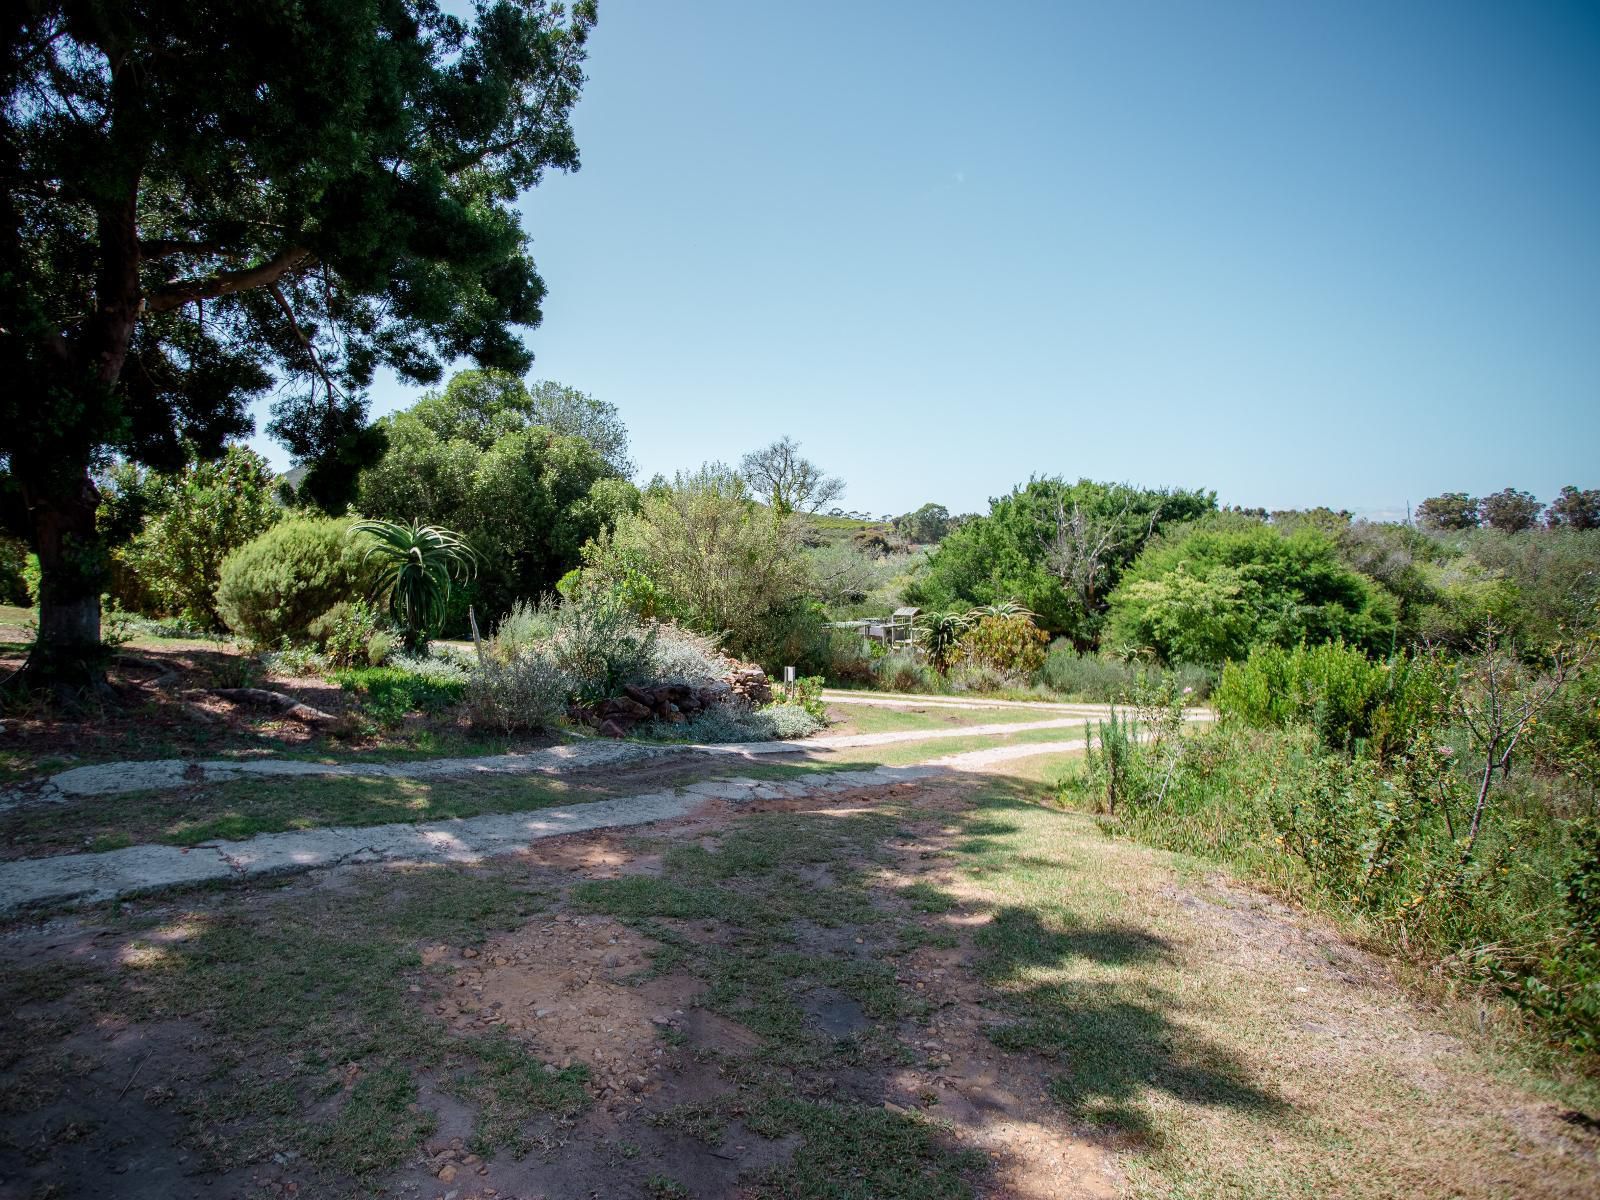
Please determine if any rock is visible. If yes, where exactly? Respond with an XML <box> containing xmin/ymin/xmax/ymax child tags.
<box><xmin>437</xmin><ymin>1163</ymin><xmax>458</xmax><ymax>1183</ymax></box>
<box><xmin>597</xmin><ymin>718</ymin><xmax>631</xmax><ymax>739</ymax></box>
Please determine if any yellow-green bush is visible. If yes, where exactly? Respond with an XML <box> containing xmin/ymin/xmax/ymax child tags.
<box><xmin>216</xmin><ymin>516</ymin><xmax>370</xmax><ymax>646</ymax></box>
<box><xmin>950</xmin><ymin>613</ymin><xmax>1048</xmax><ymax>676</ymax></box>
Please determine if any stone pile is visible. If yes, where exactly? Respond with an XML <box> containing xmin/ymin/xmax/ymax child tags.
<box><xmin>577</xmin><ymin>663</ymin><xmax>773</xmax><ymax>738</ymax></box>
<box><xmin>724</xmin><ymin>664</ymin><xmax>773</xmax><ymax>707</ymax></box>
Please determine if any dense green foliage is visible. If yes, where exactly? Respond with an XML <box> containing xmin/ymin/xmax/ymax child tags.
<box><xmin>2</xmin><ymin>0</ymin><xmax>597</xmax><ymax>684</ymax></box>
<box><xmin>1068</xmin><ymin>636</ymin><xmax>1600</xmax><ymax>1052</ymax></box>
<box><xmin>892</xmin><ymin>503</ymin><xmax>952</xmax><ymax>544</ymax></box>
<box><xmin>105</xmin><ymin>448</ymin><xmax>280</xmax><ymax>628</ymax></box>
<box><xmin>215</xmin><ymin>517</ymin><xmax>369</xmax><ymax>646</ymax></box>
<box><xmin>907</xmin><ymin>478</ymin><xmax>1215</xmax><ymax>644</ymax></box>
<box><xmin>1104</xmin><ymin>522</ymin><xmax>1395</xmax><ymax>666</ymax></box>
<box><xmin>356</xmin><ymin>371</ymin><xmax>635</xmax><ymax>627</ymax></box>
<box><xmin>1213</xmin><ymin>642</ymin><xmax>1443</xmax><ymax>758</ymax></box>
<box><xmin>583</xmin><ymin>465</ymin><xmax>811</xmax><ymax>664</ymax></box>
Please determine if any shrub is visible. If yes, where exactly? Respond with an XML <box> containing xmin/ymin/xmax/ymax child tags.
<box><xmin>640</xmin><ymin>702</ymin><xmax>824</xmax><ymax>743</ymax></box>
<box><xmin>108</xmin><ymin>447</ymin><xmax>280</xmax><ymax>627</ymax></box>
<box><xmin>1105</xmin><ymin>522</ymin><xmax>1396</xmax><ymax>665</ymax></box>
<box><xmin>545</xmin><ymin>585</ymin><xmax>657</xmax><ymax>705</ymax></box>
<box><xmin>308</xmin><ymin>600</ymin><xmax>394</xmax><ymax>668</ymax></box>
<box><xmin>488</xmin><ymin>598</ymin><xmax>557</xmax><ymax>663</ymax></box>
<box><xmin>950</xmin><ymin>613</ymin><xmax>1048</xmax><ymax>676</ymax></box>
<box><xmin>387</xmin><ymin>649</ymin><xmax>470</xmax><ymax>686</ymax></box>
<box><xmin>582</xmin><ymin>463</ymin><xmax>810</xmax><ymax>658</ymax></box>
<box><xmin>464</xmin><ymin>653</ymin><xmax>572</xmax><ymax>734</ymax></box>
<box><xmin>1214</xmin><ymin>641</ymin><xmax>1444</xmax><ymax>757</ymax></box>
<box><xmin>262</xmin><ymin>645</ymin><xmax>330</xmax><ymax>677</ymax></box>
<box><xmin>947</xmin><ymin>662</ymin><xmax>1030</xmax><ymax>694</ymax></box>
<box><xmin>874</xmin><ymin>650</ymin><xmax>938</xmax><ymax>693</ymax></box>
<box><xmin>1041</xmin><ymin>644</ymin><xmax>1134</xmax><ymax>700</ymax></box>
<box><xmin>823</xmin><ymin>628</ymin><xmax>877</xmax><ymax>686</ymax></box>
<box><xmin>334</xmin><ymin>664</ymin><xmax>466</xmax><ymax>726</ymax></box>
<box><xmin>216</xmin><ymin>516</ymin><xmax>369</xmax><ymax>646</ymax></box>
<box><xmin>744</xmin><ymin>599</ymin><xmax>831</xmax><ymax>676</ymax></box>
<box><xmin>0</xmin><ymin>535</ymin><xmax>34</xmax><ymax>606</ymax></box>
<box><xmin>779</xmin><ymin>674</ymin><xmax>828</xmax><ymax>721</ymax></box>
<box><xmin>652</xmin><ymin>623</ymin><xmax>733</xmax><ymax>684</ymax></box>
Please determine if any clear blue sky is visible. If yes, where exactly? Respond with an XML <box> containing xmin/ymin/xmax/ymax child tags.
<box><xmin>252</xmin><ymin>0</ymin><xmax>1600</xmax><ymax>520</ymax></box>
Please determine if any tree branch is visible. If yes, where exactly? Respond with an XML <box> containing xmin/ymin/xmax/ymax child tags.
<box><xmin>139</xmin><ymin>237</ymin><xmax>229</xmax><ymax>260</ymax></box>
<box><xmin>266</xmin><ymin>282</ymin><xmax>341</xmax><ymax>400</ymax></box>
<box><xmin>145</xmin><ymin>245</ymin><xmax>312</xmax><ymax>312</ymax></box>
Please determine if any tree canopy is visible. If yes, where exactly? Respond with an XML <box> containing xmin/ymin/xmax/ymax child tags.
<box><xmin>739</xmin><ymin>437</ymin><xmax>844</xmax><ymax>516</ymax></box>
<box><xmin>906</xmin><ymin>478</ymin><xmax>1215</xmax><ymax>643</ymax></box>
<box><xmin>1103</xmin><ymin>521</ymin><xmax>1397</xmax><ymax>665</ymax></box>
<box><xmin>356</xmin><ymin>371</ymin><xmax>636</xmax><ymax>626</ymax></box>
<box><xmin>1</xmin><ymin>0</ymin><xmax>596</xmax><ymax>689</ymax></box>
<box><xmin>582</xmin><ymin>464</ymin><xmax>811</xmax><ymax>658</ymax></box>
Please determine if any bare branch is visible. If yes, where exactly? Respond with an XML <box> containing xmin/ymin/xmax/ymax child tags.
<box><xmin>266</xmin><ymin>282</ymin><xmax>342</xmax><ymax>401</ymax></box>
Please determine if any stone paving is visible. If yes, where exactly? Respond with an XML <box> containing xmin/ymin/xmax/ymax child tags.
<box><xmin>0</xmin><ymin>737</ymin><xmax>1114</xmax><ymax>914</ymax></box>
<box><xmin>2</xmin><ymin>716</ymin><xmax>1105</xmax><ymax>808</ymax></box>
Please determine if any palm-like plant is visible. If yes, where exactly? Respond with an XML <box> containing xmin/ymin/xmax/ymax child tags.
<box><xmin>917</xmin><ymin>610</ymin><xmax>973</xmax><ymax>675</ymax></box>
<box><xmin>351</xmin><ymin>520</ymin><xmax>477</xmax><ymax>647</ymax></box>
<box><xmin>966</xmin><ymin>599</ymin><xmax>1036</xmax><ymax>622</ymax></box>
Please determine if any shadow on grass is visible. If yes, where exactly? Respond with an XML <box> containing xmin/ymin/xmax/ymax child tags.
<box><xmin>939</xmin><ymin>791</ymin><xmax>1289</xmax><ymax>1146</ymax></box>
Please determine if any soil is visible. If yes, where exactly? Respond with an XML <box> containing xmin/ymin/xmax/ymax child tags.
<box><xmin>1</xmin><ymin>775</ymin><xmax>1595</xmax><ymax>1198</ymax></box>
<box><xmin>0</xmin><ymin>639</ymin><xmax>558</xmax><ymax>787</ymax></box>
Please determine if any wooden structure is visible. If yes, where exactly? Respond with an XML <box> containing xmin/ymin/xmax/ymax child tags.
<box><xmin>829</xmin><ymin>606</ymin><xmax>920</xmax><ymax>651</ymax></box>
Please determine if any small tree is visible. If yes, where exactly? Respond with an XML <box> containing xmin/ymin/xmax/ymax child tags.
<box><xmin>353</xmin><ymin>520</ymin><xmax>477</xmax><ymax>649</ymax></box>
<box><xmin>1547</xmin><ymin>486</ymin><xmax>1600</xmax><ymax>531</ymax></box>
<box><xmin>1450</xmin><ymin>626</ymin><xmax>1595</xmax><ymax>856</ymax></box>
<box><xmin>583</xmin><ymin>464</ymin><xmax>811</xmax><ymax>657</ymax></box>
<box><xmin>1416</xmin><ymin>493</ymin><xmax>1481</xmax><ymax>530</ymax></box>
<box><xmin>1478</xmin><ymin>488</ymin><xmax>1544</xmax><ymax>534</ymax></box>
<box><xmin>110</xmin><ymin>447</ymin><xmax>279</xmax><ymax>628</ymax></box>
<box><xmin>739</xmin><ymin>437</ymin><xmax>845</xmax><ymax>516</ymax></box>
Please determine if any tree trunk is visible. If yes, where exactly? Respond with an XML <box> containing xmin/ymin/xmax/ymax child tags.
<box><xmin>11</xmin><ymin>468</ymin><xmax>111</xmax><ymax>699</ymax></box>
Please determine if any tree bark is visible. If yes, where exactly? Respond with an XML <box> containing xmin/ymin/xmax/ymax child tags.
<box><xmin>13</xmin><ymin>468</ymin><xmax>111</xmax><ymax>699</ymax></box>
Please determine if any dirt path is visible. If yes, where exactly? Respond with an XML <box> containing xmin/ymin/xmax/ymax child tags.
<box><xmin>2</xmin><ymin>764</ymin><xmax>1592</xmax><ymax>1200</ymax></box>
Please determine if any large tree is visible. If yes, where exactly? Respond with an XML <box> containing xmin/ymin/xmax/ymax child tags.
<box><xmin>0</xmin><ymin>0</ymin><xmax>595</xmax><ymax>692</ymax></box>
<box><xmin>355</xmin><ymin>369</ymin><xmax>636</xmax><ymax>624</ymax></box>
<box><xmin>1477</xmin><ymin>487</ymin><xmax>1544</xmax><ymax>533</ymax></box>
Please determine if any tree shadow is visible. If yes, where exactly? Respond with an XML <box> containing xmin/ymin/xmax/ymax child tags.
<box><xmin>973</xmin><ymin>900</ymin><xmax>1287</xmax><ymax>1145</ymax></box>
<box><xmin>979</xmin><ymin>906</ymin><xmax>1176</xmax><ymax>971</ymax></box>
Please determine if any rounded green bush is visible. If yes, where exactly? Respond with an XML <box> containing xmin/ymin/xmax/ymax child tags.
<box><xmin>216</xmin><ymin>516</ymin><xmax>370</xmax><ymax>646</ymax></box>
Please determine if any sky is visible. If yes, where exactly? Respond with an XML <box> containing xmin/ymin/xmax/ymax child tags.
<box><xmin>251</xmin><ymin>0</ymin><xmax>1600</xmax><ymax>521</ymax></box>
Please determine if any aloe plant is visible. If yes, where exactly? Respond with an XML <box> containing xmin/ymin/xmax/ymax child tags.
<box><xmin>917</xmin><ymin>610</ymin><xmax>973</xmax><ymax>675</ymax></box>
<box><xmin>351</xmin><ymin>520</ymin><xmax>477</xmax><ymax>648</ymax></box>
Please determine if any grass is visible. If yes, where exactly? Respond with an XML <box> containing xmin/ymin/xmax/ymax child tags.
<box><xmin>329</xmin><ymin>665</ymin><xmax>466</xmax><ymax>726</ymax></box>
<box><xmin>4</xmin><ymin>742</ymin><xmax>1596</xmax><ymax>1196</ymax></box>
<box><xmin>14</xmin><ymin>867</ymin><xmax>584</xmax><ymax>1185</ymax></box>
<box><xmin>570</xmin><ymin>806</ymin><xmax>985</xmax><ymax>1196</ymax></box>
<box><xmin>4</xmin><ymin>722</ymin><xmax>1088</xmax><ymax>859</ymax></box>
<box><xmin>0</xmin><ymin>771</ymin><xmax>587</xmax><ymax>855</ymax></box>
<box><xmin>826</xmin><ymin>702</ymin><xmax>1067</xmax><ymax>735</ymax></box>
